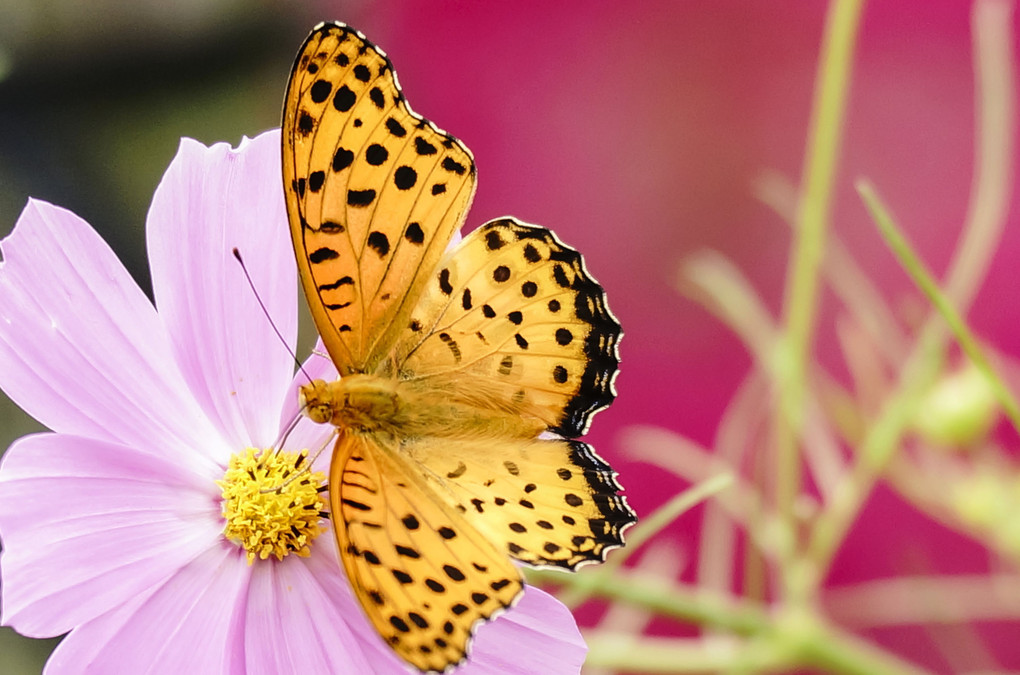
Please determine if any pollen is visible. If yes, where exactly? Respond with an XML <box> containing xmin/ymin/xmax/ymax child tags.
<box><xmin>218</xmin><ymin>448</ymin><xmax>327</xmax><ymax>563</ymax></box>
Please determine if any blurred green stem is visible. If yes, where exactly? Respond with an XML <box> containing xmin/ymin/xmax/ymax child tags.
<box><xmin>774</xmin><ymin>0</ymin><xmax>864</xmax><ymax>599</ymax></box>
<box><xmin>804</xmin><ymin>0</ymin><xmax>1016</xmax><ymax>580</ymax></box>
<box><xmin>552</xmin><ymin>473</ymin><xmax>734</xmax><ymax>608</ymax></box>
<box><xmin>528</xmin><ymin>570</ymin><xmax>769</xmax><ymax>634</ymax></box>
<box><xmin>538</xmin><ymin>571</ymin><xmax>928</xmax><ymax>674</ymax></box>
<box><xmin>860</xmin><ymin>181</ymin><xmax>1020</xmax><ymax>432</ymax></box>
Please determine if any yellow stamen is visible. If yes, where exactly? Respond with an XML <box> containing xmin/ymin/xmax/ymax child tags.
<box><xmin>218</xmin><ymin>448</ymin><xmax>327</xmax><ymax>563</ymax></box>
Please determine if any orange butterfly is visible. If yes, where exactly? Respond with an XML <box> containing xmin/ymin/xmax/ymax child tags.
<box><xmin>282</xmin><ymin>21</ymin><xmax>635</xmax><ymax>672</ymax></box>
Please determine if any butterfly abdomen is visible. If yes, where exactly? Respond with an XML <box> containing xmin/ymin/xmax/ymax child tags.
<box><xmin>300</xmin><ymin>374</ymin><xmax>545</xmax><ymax>440</ymax></box>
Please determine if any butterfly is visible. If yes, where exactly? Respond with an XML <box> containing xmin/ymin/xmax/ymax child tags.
<box><xmin>281</xmin><ymin>21</ymin><xmax>635</xmax><ymax>673</ymax></box>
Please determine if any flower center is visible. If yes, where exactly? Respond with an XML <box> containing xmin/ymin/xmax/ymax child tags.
<box><xmin>218</xmin><ymin>448</ymin><xmax>327</xmax><ymax>563</ymax></box>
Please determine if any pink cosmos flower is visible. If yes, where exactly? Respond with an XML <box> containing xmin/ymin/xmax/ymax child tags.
<box><xmin>0</xmin><ymin>130</ymin><xmax>586</xmax><ymax>673</ymax></box>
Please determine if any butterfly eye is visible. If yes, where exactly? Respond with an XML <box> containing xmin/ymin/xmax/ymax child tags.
<box><xmin>299</xmin><ymin>381</ymin><xmax>335</xmax><ymax>424</ymax></box>
<box><xmin>308</xmin><ymin>404</ymin><xmax>334</xmax><ymax>425</ymax></box>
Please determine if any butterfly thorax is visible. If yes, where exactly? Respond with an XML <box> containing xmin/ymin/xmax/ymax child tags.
<box><xmin>297</xmin><ymin>373</ymin><xmax>550</xmax><ymax>442</ymax></box>
<box><xmin>299</xmin><ymin>374</ymin><xmax>547</xmax><ymax>439</ymax></box>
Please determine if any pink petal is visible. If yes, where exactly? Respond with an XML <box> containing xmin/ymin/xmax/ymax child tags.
<box><xmin>147</xmin><ymin>131</ymin><xmax>297</xmax><ymax>454</ymax></box>
<box><xmin>43</xmin><ymin>545</ymin><xmax>250</xmax><ymax>674</ymax></box>
<box><xmin>0</xmin><ymin>433</ymin><xmax>223</xmax><ymax>636</ymax></box>
<box><xmin>243</xmin><ymin>550</ymin><xmax>375</xmax><ymax>674</ymax></box>
<box><xmin>463</xmin><ymin>586</ymin><xmax>587</xmax><ymax>674</ymax></box>
<box><xmin>0</xmin><ymin>199</ymin><xmax>224</xmax><ymax>465</ymax></box>
<box><xmin>332</xmin><ymin>566</ymin><xmax>586</xmax><ymax>674</ymax></box>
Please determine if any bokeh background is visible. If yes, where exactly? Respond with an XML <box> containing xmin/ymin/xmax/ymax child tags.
<box><xmin>2</xmin><ymin>1</ymin><xmax>1019</xmax><ymax>672</ymax></box>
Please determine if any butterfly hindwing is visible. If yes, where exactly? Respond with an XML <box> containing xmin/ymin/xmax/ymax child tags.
<box><xmin>407</xmin><ymin>435</ymin><xmax>634</xmax><ymax>569</ymax></box>
<box><xmin>283</xmin><ymin>22</ymin><xmax>477</xmax><ymax>373</ymax></box>
<box><xmin>330</xmin><ymin>432</ymin><xmax>523</xmax><ymax>673</ymax></box>
<box><xmin>395</xmin><ymin>218</ymin><xmax>622</xmax><ymax>437</ymax></box>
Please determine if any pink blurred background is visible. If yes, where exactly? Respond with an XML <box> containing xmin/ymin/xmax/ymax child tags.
<box><xmin>2</xmin><ymin>1</ymin><xmax>1019</xmax><ymax>672</ymax></box>
<box><xmin>341</xmin><ymin>2</ymin><xmax>1020</xmax><ymax>671</ymax></box>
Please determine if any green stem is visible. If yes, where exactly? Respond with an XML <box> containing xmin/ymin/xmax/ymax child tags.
<box><xmin>581</xmin><ymin>634</ymin><xmax>789</xmax><ymax>673</ymax></box>
<box><xmin>553</xmin><ymin>580</ymin><xmax>929</xmax><ymax>674</ymax></box>
<box><xmin>860</xmin><ymin>181</ymin><xmax>1020</xmax><ymax>433</ymax></box>
<box><xmin>527</xmin><ymin>569</ymin><xmax>771</xmax><ymax>635</ymax></box>
<box><xmin>804</xmin><ymin>339</ymin><xmax>938</xmax><ymax>575</ymax></box>
<box><xmin>582</xmin><ymin>629</ymin><xmax>928</xmax><ymax>675</ymax></box>
<box><xmin>553</xmin><ymin>474</ymin><xmax>734</xmax><ymax>608</ymax></box>
<box><xmin>798</xmin><ymin>619</ymin><xmax>933</xmax><ymax>675</ymax></box>
<box><xmin>606</xmin><ymin>473</ymin><xmax>734</xmax><ymax>570</ymax></box>
<box><xmin>774</xmin><ymin>0</ymin><xmax>865</xmax><ymax>595</ymax></box>
<box><xmin>804</xmin><ymin>0</ymin><xmax>1017</xmax><ymax>583</ymax></box>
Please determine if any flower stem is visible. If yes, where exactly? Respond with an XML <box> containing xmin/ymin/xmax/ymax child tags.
<box><xmin>804</xmin><ymin>0</ymin><xmax>1017</xmax><ymax>578</ymax></box>
<box><xmin>860</xmin><ymin>181</ymin><xmax>1020</xmax><ymax>433</ymax></box>
<box><xmin>774</xmin><ymin>0</ymin><xmax>865</xmax><ymax>597</ymax></box>
<box><xmin>554</xmin><ymin>474</ymin><xmax>733</xmax><ymax>608</ymax></box>
<box><xmin>796</xmin><ymin>618</ymin><xmax>933</xmax><ymax>675</ymax></box>
<box><xmin>527</xmin><ymin>569</ymin><xmax>770</xmax><ymax>635</ymax></box>
<box><xmin>547</xmin><ymin>573</ymin><xmax>929</xmax><ymax>674</ymax></box>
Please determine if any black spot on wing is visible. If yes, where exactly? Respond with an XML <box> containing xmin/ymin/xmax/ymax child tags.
<box><xmin>415</xmin><ymin>137</ymin><xmax>437</xmax><ymax>155</ymax></box>
<box><xmin>332</xmin><ymin>147</ymin><xmax>354</xmax><ymax>172</ymax></box>
<box><xmin>366</xmin><ymin>143</ymin><xmax>389</xmax><ymax>166</ymax></box>
<box><xmin>318</xmin><ymin>276</ymin><xmax>354</xmax><ymax>291</ymax></box>
<box><xmin>309</xmin><ymin>247</ymin><xmax>339</xmax><ymax>264</ymax></box>
<box><xmin>367</xmin><ymin>231</ymin><xmax>390</xmax><ymax>257</ymax></box>
<box><xmin>333</xmin><ymin>85</ymin><xmax>356</xmax><ymax>112</ymax></box>
<box><xmin>485</xmin><ymin>230</ymin><xmax>505</xmax><ymax>250</ymax></box>
<box><xmin>348</xmin><ymin>189</ymin><xmax>376</xmax><ymax>206</ymax></box>
<box><xmin>394</xmin><ymin>166</ymin><xmax>417</xmax><ymax>190</ymax></box>
<box><xmin>386</xmin><ymin>117</ymin><xmax>407</xmax><ymax>137</ymax></box>
<box><xmin>439</xmin><ymin>268</ymin><xmax>453</xmax><ymax>295</ymax></box>
<box><xmin>442</xmin><ymin>157</ymin><xmax>467</xmax><ymax>175</ymax></box>
<box><xmin>404</xmin><ymin>222</ymin><xmax>425</xmax><ymax>244</ymax></box>
<box><xmin>310</xmin><ymin>80</ymin><xmax>332</xmax><ymax>103</ymax></box>
<box><xmin>439</xmin><ymin>333</ymin><xmax>461</xmax><ymax>362</ymax></box>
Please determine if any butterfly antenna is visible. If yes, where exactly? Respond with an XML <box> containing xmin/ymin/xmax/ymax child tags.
<box><xmin>232</xmin><ymin>248</ymin><xmax>313</xmax><ymax>382</ymax></box>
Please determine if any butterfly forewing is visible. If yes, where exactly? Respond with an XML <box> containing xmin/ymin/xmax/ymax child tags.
<box><xmin>331</xmin><ymin>432</ymin><xmax>523</xmax><ymax>672</ymax></box>
<box><xmin>283</xmin><ymin>22</ymin><xmax>477</xmax><ymax>373</ymax></box>
<box><xmin>396</xmin><ymin>218</ymin><xmax>622</xmax><ymax>437</ymax></box>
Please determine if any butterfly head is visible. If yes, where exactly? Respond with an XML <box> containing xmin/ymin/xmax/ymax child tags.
<box><xmin>298</xmin><ymin>379</ymin><xmax>337</xmax><ymax>425</ymax></box>
<box><xmin>299</xmin><ymin>375</ymin><xmax>401</xmax><ymax>431</ymax></box>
